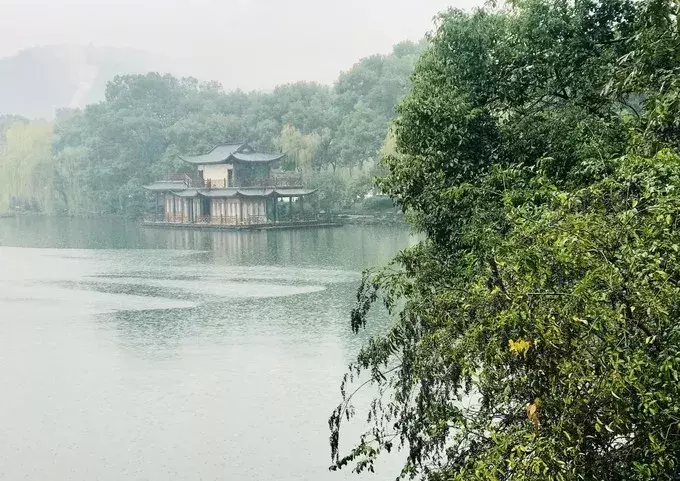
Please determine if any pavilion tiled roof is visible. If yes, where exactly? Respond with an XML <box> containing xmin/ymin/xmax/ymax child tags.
<box><xmin>179</xmin><ymin>143</ymin><xmax>284</xmax><ymax>165</ymax></box>
<box><xmin>173</xmin><ymin>189</ymin><xmax>201</xmax><ymax>197</ymax></box>
<box><xmin>231</xmin><ymin>152</ymin><xmax>285</xmax><ymax>163</ymax></box>
<box><xmin>272</xmin><ymin>188</ymin><xmax>318</xmax><ymax>196</ymax></box>
<box><xmin>199</xmin><ymin>188</ymin><xmax>259</xmax><ymax>197</ymax></box>
<box><xmin>199</xmin><ymin>187</ymin><xmax>317</xmax><ymax>198</ymax></box>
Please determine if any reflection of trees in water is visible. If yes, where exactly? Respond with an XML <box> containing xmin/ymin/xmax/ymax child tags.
<box><xmin>3</xmin><ymin>217</ymin><xmax>412</xmax><ymax>360</ymax></box>
<box><xmin>145</xmin><ymin>224</ymin><xmax>414</xmax><ymax>268</ymax></box>
<box><xmin>1</xmin><ymin>218</ymin><xmax>413</xmax><ymax>269</ymax></box>
<box><xmin>0</xmin><ymin>216</ymin><xmax>147</xmax><ymax>248</ymax></box>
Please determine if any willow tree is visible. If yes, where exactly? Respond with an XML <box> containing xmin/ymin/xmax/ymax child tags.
<box><xmin>0</xmin><ymin>120</ymin><xmax>54</xmax><ymax>213</ymax></box>
<box><xmin>274</xmin><ymin>124</ymin><xmax>322</xmax><ymax>173</ymax></box>
<box><xmin>330</xmin><ymin>0</ymin><xmax>680</xmax><ymax>479</ymax></box>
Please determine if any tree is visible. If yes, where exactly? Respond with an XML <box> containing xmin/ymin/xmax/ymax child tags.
<box><xmin>331</xmin><ymin>101</ymin><xmax>389</xmax><ymax>173</ymax></box>
<box><xmin>329</xmin><ymin>1</ymin><xmax>680</xmax><ymax>479</ymax></box>
<box><xmin>45</xmin><ymin>40</ymin><xmax>426</xmax><ymax>217</ymax></box>
<box><xmin>332</xmin><ymin>42</ymin><xmax>426</xmax><ymax>174</ymax></box>
<box><xmin>0</xmin><ymin>114</ymin><xmax>28</xmax><ymax>142</ymax></box>
<box><xmin>52</xmin><ymin>145</ymin><xmax>90</xmax><ymax>214</ymax></box>
<box><xmin>274</xmin><ymin>124</ymin><xmax>322</xmax><ymax>173</ymax></box>
<box><xmin>0</xmin><ymin>120</ymin><xmax>54</xmax><ymax>212</ymax></box>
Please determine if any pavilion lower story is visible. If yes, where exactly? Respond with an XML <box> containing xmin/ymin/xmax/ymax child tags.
<box><xmin>144</xmin><ymin>188</ymin><xmax>327</xmax><ymax>228</ymax></box>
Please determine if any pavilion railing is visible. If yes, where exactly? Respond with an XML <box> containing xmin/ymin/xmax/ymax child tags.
<box><xmin>154</xmin><ymin>173</ymin><xmax>304</xmax><ymax>189</ymax></box>
<box><xmin>210</xmin><ymin>215</ymin><xmax>239</xmax><ymax>225</ymax></box>
<box><xmin>161</xmin><ymin>173</ymin><xmax>195</xmax><ymax>187</ymax></box>
<box><xmin>239</xmin><ymin>174</ymin><xmax>304</xmax><ymax>188</ymax></box>
<box><xmin>242</xmin><ymin>215</ymin><xmax>269</xmax><ymax>225</ymax></box>
<box><xmin>165</xmin><ymin>213</ymin><xmax>187</xmax><ymax>223</ymax></box>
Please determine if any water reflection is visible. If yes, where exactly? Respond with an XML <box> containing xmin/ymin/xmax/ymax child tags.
<box><xmin>0</xmin><ymin>216</ymin><xmax>414</xmax><ymax>268</ymax></box>
<box><xmin>0</xmin><ymin>217</ymin><xmax>413</xmax><ymax>481</ymax></box>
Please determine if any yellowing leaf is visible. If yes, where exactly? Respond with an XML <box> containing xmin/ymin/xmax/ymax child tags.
<box><xmin>526</xmin><ymin>399</ymin><xmax>540</xmax><ymax>436</ymax></box>
<box><xmin>509</xmin><ymin>339</ymin><xmax>531</xmax><ymax>357</ymax></box>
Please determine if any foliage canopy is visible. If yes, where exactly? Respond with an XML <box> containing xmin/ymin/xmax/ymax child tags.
<box><xmin>46</xmin><ymin>41</ymin><xmax>422</xmax><ymax>216</ymax></box>
<box><xmin>0</xmin><ymin>41</ymin><xmax>423</xmax><ymax>215</ymax></box>
<box><xmin>330</xmin><ymin>1</ymin><xmax>680</xmax><ymax>479</ymax></box>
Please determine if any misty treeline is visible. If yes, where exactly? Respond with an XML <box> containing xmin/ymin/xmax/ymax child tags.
<box><xmin>0</xmin><ymin>40</ymin><xmax>423</xmax><ymax>216</ymax></box>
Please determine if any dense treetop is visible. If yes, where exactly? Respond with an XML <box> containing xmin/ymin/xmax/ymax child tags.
<box><xmin>0</xmin><ymin>40</ymin><xmax>424</xmax><ymax>215</ymax></box>
<box><xmin>331</xmin><ymin>0</ymin><xmax>680</xmax><ymax>479</ymax></box>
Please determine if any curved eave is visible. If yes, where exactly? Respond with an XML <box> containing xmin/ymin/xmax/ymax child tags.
<box><xmin>231</xmin><ymin>152</ymin><xmax>285</xmax><ymax>163</ymax></box>
<box><xmin>178</xmin><ymin>155</ymin><xmax>229</xmax><ymax>165</ymax></box>
<box><xmin>173</xmin><ymin>189</ymin><xmax>201</xmax><ymax>197</ymax></box>
<box><xmin>273</xmin><ymin>188</ymin><xmax>317</xmax><ymax>197</ymax></box>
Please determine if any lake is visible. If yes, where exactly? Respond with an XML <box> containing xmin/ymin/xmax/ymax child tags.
<box><xmin>0</xmin><ymin>216</ymin><xmax>414</xmax><ymax>481</ymax></box>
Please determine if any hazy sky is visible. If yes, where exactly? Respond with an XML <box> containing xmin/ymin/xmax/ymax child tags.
<box><xmin>1</xmin><ymin>0</ymin><xmax>483</xmax><ymax>90</ymax></box>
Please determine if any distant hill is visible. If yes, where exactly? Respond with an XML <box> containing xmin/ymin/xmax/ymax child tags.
<box><xmin>0</xmin><ymin>45</ymin><xmax>156</xmax><ymax>119</ymax></box>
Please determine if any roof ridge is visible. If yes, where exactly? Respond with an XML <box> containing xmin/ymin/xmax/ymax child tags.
<box><xmin>205</xmin><ymin>141</ymin><xmax>244</xmax><ymax>154</ymax></box>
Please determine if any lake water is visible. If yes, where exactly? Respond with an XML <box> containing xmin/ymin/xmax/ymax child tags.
<box><xmin>0</xmin><ymin>216</ymin><xmax>414</xmax><ymax>481</ymax></box>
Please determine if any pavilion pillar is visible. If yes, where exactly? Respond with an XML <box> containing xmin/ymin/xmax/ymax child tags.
<box><xmin>300</xmin><ymin>196</ymin><xmax>304</xmax><ymax>219</ymax></box>
<box><xmin>273</xmin><ymin>197</ymin><xmax>278</xmax><ymax>223</ymax></box>
<box><xmin>155</xmin><ymin>192</ymin><xmax>159</xmax><ymax>221</ymax></box>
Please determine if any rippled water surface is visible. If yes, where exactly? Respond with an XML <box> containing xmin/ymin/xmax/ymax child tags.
<box><xmin>0</xmin><ymin>217</ymin><xmax>414</xmax><ymax>480</ymax></box>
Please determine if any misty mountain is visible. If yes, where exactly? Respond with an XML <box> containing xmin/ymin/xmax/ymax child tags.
<box><xmin>0</xmin><ymin>45</ymin><xmax>156</xmax><ymax>119</ymax></box>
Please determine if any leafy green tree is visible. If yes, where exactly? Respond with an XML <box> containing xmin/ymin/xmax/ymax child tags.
<box><xmin>330</xmin><ymin>1</ymin><xmax>680</xmax><ymax>480</ymax></box>
<box><xmin>332</xmin><ymin>42</ymin><xmax>426</xmax><ymax>174</ymax></box>
<box><xmin>0</xmin><ymin>120</ymin><xmax>54</xmax><ymax>212</ymax></box>
<box><xmin>52</xmin><ymin>145</ymin><xmax>90</xmax><ymax>214</ymax></box>
<box><xmin>331</xmin><ymin>101</ymin><xmax>389</xmax><ymax>173</ymax></box>
<box><xmin>45</xmin><ymin>40</ymin><xmax>426</xmax><ymax>216</ymax></box>
<box><xmin>274</xmin><ymin>124</ymin><xmax>322</xmax><ymax>173</ymax></box>
<box><xmin>0</xmin><ymin>114</ymin><xmax>28</xmax><ymax>142</ymax></box>
<box><xmin>616</xmin><ymin>0</ymin><xmax>680</xmax><ymax>153</ymax></box>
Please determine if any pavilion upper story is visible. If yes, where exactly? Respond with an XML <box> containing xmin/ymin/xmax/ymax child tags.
<box><xmin>177</xmin><ymin>142</ymin><xmax>286</xmax><ymax>189</ymax></box>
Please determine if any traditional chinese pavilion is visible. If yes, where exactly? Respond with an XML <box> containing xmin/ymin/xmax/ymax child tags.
<box><xmin>143</xmin><ymin>142</ymin><xmax>322</xmax><ymax>228</ymax></box>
